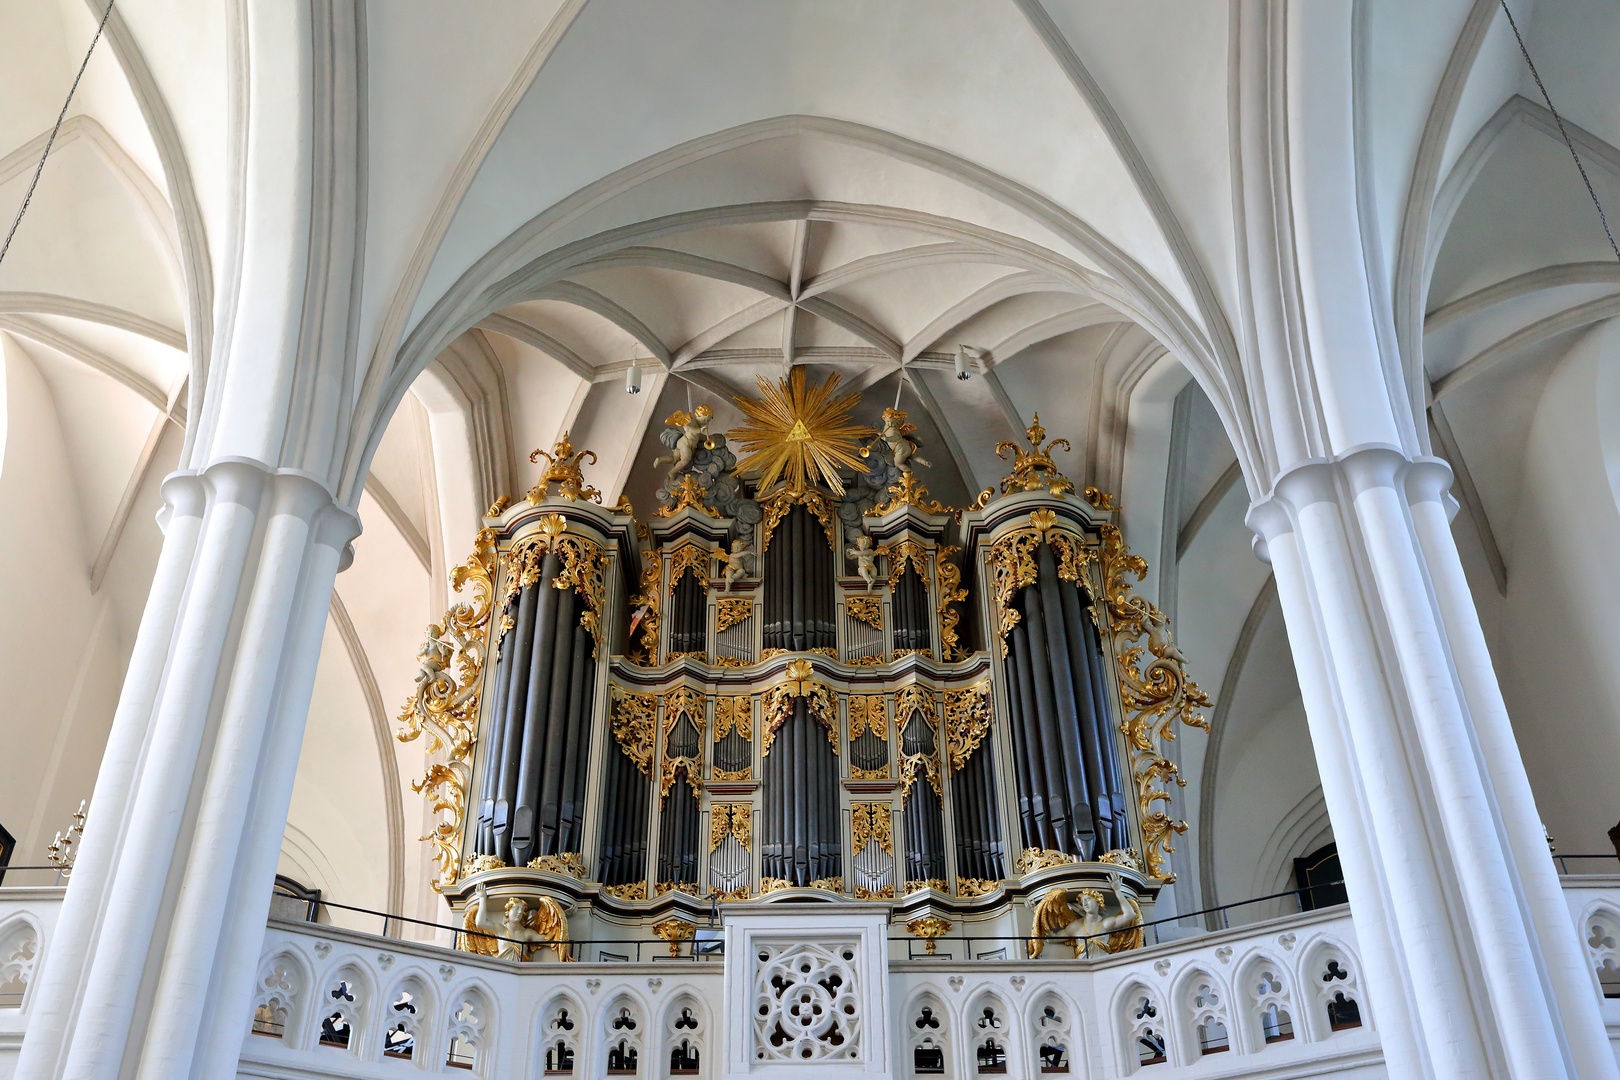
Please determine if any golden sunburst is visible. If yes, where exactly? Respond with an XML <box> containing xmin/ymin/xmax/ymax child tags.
<box><xmin>730</xmin><ymin>369</ymin><xmax>874</xmax><ymax>495</ymax></box>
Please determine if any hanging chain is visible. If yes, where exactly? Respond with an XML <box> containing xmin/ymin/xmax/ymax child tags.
<box><xmin>0</xmin><ymin>0</ymin><xmax>116</xmax><ymax>270</ymax></box>
<box><xmin>1500</xmin><ymin>1</ymin><xmax>1620</xmax><ymax>264</ymax></box>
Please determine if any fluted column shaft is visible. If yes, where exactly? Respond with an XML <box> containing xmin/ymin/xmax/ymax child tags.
<box><xmin>1249</xmin><ymin>448</ymin><xmax>1614</xmax><ymax>1080</ymax></box>
<box><xmin>14</xmin><ymin>462</ymin><xmax>359</xmax><ymax>1080</ymax></box>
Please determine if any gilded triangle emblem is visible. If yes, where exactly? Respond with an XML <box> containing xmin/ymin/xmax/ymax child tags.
<box><xmin>786</xmin><ymin>418</ymin><xmax>812</xmax><ymax>442</ymax></box>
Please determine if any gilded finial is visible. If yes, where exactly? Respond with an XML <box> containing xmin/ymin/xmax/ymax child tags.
<box><xmin>994</xmin><ymin>413</ymin><xmax>1075</xmax><ymax>497</ymax></box>
<box><xmin>526</xmin><ymin>432</ymin><xmax>602</xmax><ymax>505</ymax></box>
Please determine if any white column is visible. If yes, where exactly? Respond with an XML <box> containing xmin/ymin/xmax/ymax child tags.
<box><xmin>1248</xmin><ymin>448</ymin><xmax>1616</xmax><ymax>1080</ymax></box>
<box><xmin>13</xmin><ymin>462</ymin><xmax>359</xmax><ymax>1080</ymax></box>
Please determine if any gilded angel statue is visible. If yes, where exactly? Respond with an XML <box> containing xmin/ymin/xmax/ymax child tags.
<box><xmin>1027</xmin><ymin>872</ymin><xmax>1142</xmax><ymax>959</ymax></box>
<box><xmin>717</xmin><ymin>538</ymin><xmax>755</xmax><ymax>590</ymax></box>
<box><xmin>865</xmin><ymin>407</ymin><xmax>930</xmax><ymax>474</ymax></box>
<box><xmin>846</xmin><ymin>534</ymin><xmax>879</xmax><ymax>591</ymax></box>
<box><xmin>652</xmin><ymin>404</ymin><xmax>714</xmax><ymax>481</ymax></box>
<box><xmin>461</xmin><ymin>881</ymin><xmax>572</xmax><ymax>962</ymax></box>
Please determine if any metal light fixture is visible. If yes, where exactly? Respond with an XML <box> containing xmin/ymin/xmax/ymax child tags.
<box><xmin>626</xmin><ymin>357</ymin><xmax>642</xmax><ymax>394</ymax></box>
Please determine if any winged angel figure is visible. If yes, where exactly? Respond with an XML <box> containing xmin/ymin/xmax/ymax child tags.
<box><xmin>1027</xmin><ymin>872</ymin><xmax>1143</xmax><ymax>959</ymax></box>
<box><xmin>461</xmin><ymin>881</ymin><xmax>573</xmax><ymax>962</ymax></box>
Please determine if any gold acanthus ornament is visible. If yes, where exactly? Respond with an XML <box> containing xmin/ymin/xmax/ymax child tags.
<box><xmin>668</xmin><ymin>543</ymin><xmax>711</xmax><ymax>589</ymax></box>
<box><xmin>995</xmin><ymin>414</ymin><xmax>1076</xmax><ymax>497</ymax></box>
<box><xmin>878</xmin><ymin>538</ymin><xmax>930</xmax><ymax>589</ymax></box>
<box><xmin>905</xmin><ymin>915</ymin><xmax>952</xmax><ymax>955</ymax></box>
<box><xmin>499</xmin><ymin>515</ymin><xmax>610</xmax><ymax>657</ymax></box>
<box><xmin>935</xmin><ymin>546</ymin><xmax>968</xmax><ymax>661</ymax></box>
<box><xmin>986</xmin><ymin>511</ymin><xmax>1091</xmax><ymax>652</ymax></box>
<box><xmin>1098</xmin><ymin>522</ymin><xmax>1210</xmax><ymax>882</ymax></box>
<box><xmin>757</xmin><ymin>484</ymin><xmax>837</xmax><ymax>554</ymax></box>
<box><xmin>955</xmin><ymin>878</ymin><xmax>999</xmax><ymax>899</ymax></box>
<box><xmin>850</xmin><ymin>803</ymin><xmax>893</xmax><ymax>855</ymax></box>
<box><xmin>845</xmin><ymin>595</ymin><xmax>883</xmax><ymax>630</ymax></box>
<box><xmin>894</xmin><ymin>685</ymin><xmax>942</xmax><ymax>803</ymax></box>
<box><xmin>709</xmin><ymin>804</ymin><xmax>752</xmax><ymax>852</ymax></box>
<box><xmin>760</xmin><ymin>659</ymin><xmax>837</xmax><ymax>755</ymax></box>
<box><xmin>601</xmin><ymin>882</ymin><xmax>647</xmax><ymax>902</ymax></box>
<box><xmin>526</xmin><ymin>432</ymin><xmax>602</xmax><ymax>504</ymax></box>
<box><xmin>652</xmin><ymin>918</ymin><xmax>696</xmax><ymax>957</ymax></box>
<box><xmin>864</xmin><ymin>471</ymin><xmax>954</xmax><ymax>518</ymax></box>
<box><xmin>628</xmin><ymin>550</ymin><xmax>662</xmax><ymax>666</ymax></box>
<box><xmin>715</xmin><ymin>597</ymin><xmax>754</xmax><ymax>632</ymax></box>
<box><xmin>847</xmin><ymin>695</ymin><xmax>887</xmax><ymax>741</ymax></box>
<box><xmin>943</xmin><ymin>681</ymin><xmax>993</xmax><ymax>772</ymax></box>
<box><xmin>608</xmin><ymin>687</ymin><xmax>657</xmax><ymax>776</ymax></box>
<box><xmin>714</xmin><ymin>695</ymin><xmax>751</xmax><ymax>740</ymax></box>
<box><xmin>1015</xmin><ymin>848</ymin><xmax>1080</xmax><ymax>875</ymax></box>
<box><xmin>655</xmin><ymin>473</ymin><xmax>718</xmax><ymax>518</ymax></box>
<box><xmin>398</xmin><ymin>528</ymin><xmax>498</xmax><ymax>892</ymax></box>
<box><xmin>904</xmin><ymin>878</ymin><xmax>948</xmax><ymax>896</ymax></box>
<box><xmin>527</xmin><ymin>852</ymin><xmax>587</xmax><ymax>878</ymax></box>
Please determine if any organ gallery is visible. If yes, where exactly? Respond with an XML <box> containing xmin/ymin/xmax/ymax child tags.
<box><xmin>397</xmin><ymin>369</ymin><xmax>1209</xmax><ymax>960</ymax></box>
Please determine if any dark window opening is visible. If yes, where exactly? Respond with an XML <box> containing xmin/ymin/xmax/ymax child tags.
<box><xmin>1294</xmin><ymin>843</ymin><xmax>1348</xmax><ymax>911</ymax></box>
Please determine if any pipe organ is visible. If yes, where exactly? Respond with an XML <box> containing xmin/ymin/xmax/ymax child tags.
<box><xmin>399</xmin><ymin>374</ymin><xmax>1208</xmax><ymax>959</ymax></box>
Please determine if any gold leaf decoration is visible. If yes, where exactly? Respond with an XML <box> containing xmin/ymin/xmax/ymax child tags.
<box><xmin>654</xmin><ymin>473</ymin><xmax>718</xmax><ymax>518</ymax></box>
<box><xmin>714</xmin><ymin>696</ymin><xmax>752</xmax><ymax>741</ymax></box>
<box><xmin>760</xmin><ymin>671</ymin><xmax>837</xmax><ymax>757</ymax></box>
<box><xmin>526</xmin><ymin>432</ymin><xmax>602</xmax><ymax>504</ymax></box>
<box><xmin>904</xmin><ymin>878</ymin><xmax>947</xmax><ymax>896</ymax></box>
<box><xmin>662</xmin><ymin>687</ymin><xmax>707</xmax><ymax>735</ymax></box>
<box><xmin>398</xmin><ymin>528</ymin><xmax>498</xmax><ymax>892</ymax></box>
<box><xmin>848</xmin><ymin>695</ymin><xmax>887</xmax><ymax>741</ymax></box>
<box><xmin>710</xmin><ymin>804</ymin><xmax>752</xmax><ymax>852</ymax></box>
<box><xmin>669</xmin><ymin>544</ymin><xmax>711</xmax><ymax>588</ymax></box>
<box><xmin>879</xmin><ymin>538</ymin><xmax>930</xmax><ymax>588</ymax></box>
<box><xmin>935</xmin><ymin>545</ymin><xmax>968</xmax><ymax>661</ymax></box>
<box><xmin>730</xmin><ymin>369</ymin><xmax>874</xmax><ymax>496</ymax></box>
<box><xmin>1015</xmin><ymin>847</ymin><xmax>1079</xmax><ymax>875</ymax></box>
<box><xmin>955</xmin><ymin>877</ymin><xmax>1000</xmax><ymax>898</ymax></box>
<box><xmin>864</xmin><ymin>471</ymin><xmax>953</xmax><ymax>518</ymax></box>
<box><xmin>628</xmin><ymin>550</ymin><xmax>662</xmax><ymax>666</ymax></box>
<box><xmin>845</xmin><ymin>595</ymin><xmax>883</xmax><ymax>630</ymax></box>
<box><xmin>601</xmin><ymin>882</ymin><xmax>647</xmax><ymax>902</ymax></box>
<box><xmin>851</xmin><ymin>803</ymin><xmax>893</xmax><ymax>855</ymax></box>
<box><xmin>757</xmin><ymin>485</ymin><xmax>837</xmax><ymax>554</ymax></box>
<box><xmin>994</xmin><ymin>414</ymin><xmax>1075</xmax><ymax>497</ymax></box>
<box><xmin>716</xmin><ymin>597</ymin><xmax>754</xmax><ymax>632</ymax></box>
<box><xmin>1098</xmin><ymin>523</ymin><xmax>1210</xmax><ymax>882</ymax></box>
<box><xmin>527</xmin><ymin>852</ymin><xmax>587</xmax><ymax>878</ymax></box>
<box><xmin>943</xmin><ymin>681</ymin><xmax>993</xmax><ymax>772</ymax></box>
<box><xmin>609</xmin><ymin>687</ymin><xmax>657</xmax><ymax>775</ymax></box>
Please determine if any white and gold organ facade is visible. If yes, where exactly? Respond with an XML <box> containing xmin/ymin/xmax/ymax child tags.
<box><xmin>398</xmin><ymin>373</ymin><xmax>1212</xmax><ymax>964</ymax></box>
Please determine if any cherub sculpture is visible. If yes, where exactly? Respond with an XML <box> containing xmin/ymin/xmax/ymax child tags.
<box><xmin>414</xmin><ymin>623</ymin><xmax>452</xmax><ymax>691</ymax></box>
<box><xmin>1027</xmin><ymin>872</ymin><xmax>1142</xmax><ymax>959</ymax></box>
<box><xmin>846</xmin><ymin>534</ymin><xmax>879</xmax><ymax>591</ymax></box>
<box><xmin>462</xmin><ymin>881</ymin><xmax>572</xmax><ymax>962</ymax></box>
<box><xmin>652</xmin><ymin>404</ymin><xmax>714</xmax><ymax>481</ymax></box>
<box><xmin>717</xmin><ymin>538</ymin><xmax>756</xmax><ymax>590</ymax></box>
<box><xmin>871</xmin><ymin>407</ymin><xmax>930</xmax><ymax>474</ymax></box>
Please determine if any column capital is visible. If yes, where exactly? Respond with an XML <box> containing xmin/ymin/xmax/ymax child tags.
<box><xmin>156</xmin><ymin>459</ymin><xmax>362</xmax><ymax>569</ymax></box>
<box><xmin>1246</xmin><ymin>444</ymin><xmax>1457</xmax><ymax>562</ymax></box>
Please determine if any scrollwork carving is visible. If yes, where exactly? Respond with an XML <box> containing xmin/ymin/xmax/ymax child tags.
<box><xmin>609</xmin><ymin>687</ymin><xmax>657</xmax><ymax>776</ymax></box>
<box><xmin>850</xmin><ymin>803</ymin><xmax>893</xmax><ymax>855</ymax></box>
<box><xmin>845</xmin><ymin>595</ymin><xmax>882</xmax><ymax>629</ymax></box>
<box><xmin>943</xmin><ymin>681</ymin><xmax>993</xmax><ymax>772</ymax></box>
<box><xmin>1098</xmin><ymin>523</ymin><xmax>1210</xmax><ymax>881</ymax></box>
<box><xmin>716</xmin><ymin>597</ymin><xmax>753</xmax><ymax>632</ymax></box>
<box><xmin>935</xmin><ymin>545</ymin><xmax>968</xmax><ymax>661</ymax></box>
<box><xmin>398</xmin><ymin>529</ymin><xmax>498</xmax><ymax>891</ymax></box>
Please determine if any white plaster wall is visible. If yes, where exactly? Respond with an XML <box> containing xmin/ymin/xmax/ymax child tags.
<box><xmin>0</xmin><ymin>338</ymin><xmax>136</xmax><ymax>867</ymax></box>
<box><xmin>1499</xmin><ymin>319</ymin><xmax>1620</xmax><ymax>858</ymax></box>
<box><xmin>279</xmin><ymin>617</ymin><xmax>392</xmax><ymax>933</ymax></box>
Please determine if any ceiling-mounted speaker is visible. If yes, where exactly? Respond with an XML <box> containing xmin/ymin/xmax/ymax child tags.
<box><xmin>956</xmin><ymin>344</ymin><xmax>988</xmax><ymax>381</ymax></box>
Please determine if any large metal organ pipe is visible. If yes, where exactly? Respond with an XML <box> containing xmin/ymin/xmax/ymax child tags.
<box><xmin>763</xmin><ymin>506</ymin><xmax>834</xmax><ymax>651</ymax></box>
<box><xmin>761</xmin><ymin>698</ymin><xmax>841</xmax><ymax>886</ymax></box>
<box><xmin>1001</xmin><ymin>541</ymin><xmax>1127</xmax><ymax>858</ymax></box>
<box><xmin>891</xmin><ymin>564</ymin><xmax>932</xmax><ymax>653</ymax></box>
<box><xmin>476</xmin><ymin>549</ymin><xmax>597</xmax><ymax>867</ymax></box>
